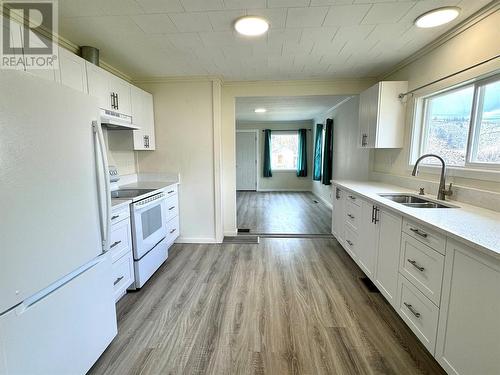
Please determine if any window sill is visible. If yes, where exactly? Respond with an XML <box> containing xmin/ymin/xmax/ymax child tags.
<box><xmin>271</xmin><ymin>169</ymin><xmax>298</xmax><ymax>173</ymax></box>
<box><xmin>407</xmin><ymin>164</ymin><xmax>500</xmax><ymax>182</ymax></box>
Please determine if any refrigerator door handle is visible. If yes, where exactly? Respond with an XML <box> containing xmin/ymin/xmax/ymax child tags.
<box><xmin>93</xmin><ymin>121</ymin><xmax>112</xmax><ymax>252</ymax></box>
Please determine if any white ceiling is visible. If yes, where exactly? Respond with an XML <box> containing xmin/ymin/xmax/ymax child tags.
<box><xmin>58</xmin><ymin>0</ymin><xmax>493</xmax><ymax>80</ymax></box>
<box><xmin>236</xmin><ymin>95</ymin><xmax>350</xmax><ymax>121</ymax></box>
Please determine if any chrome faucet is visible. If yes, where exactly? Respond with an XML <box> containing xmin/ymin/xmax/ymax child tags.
<box><xmin>412</xmin><ymin>154</ymin><xmax>453</xmax><ymax>201</ymax></box>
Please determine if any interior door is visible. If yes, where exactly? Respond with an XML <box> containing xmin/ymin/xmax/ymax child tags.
<box><xmin>0</xmin><ymin>70</ymin><xmax>103</xmax><ymax>313</ymax></box>
<box><xmin>236</xmin><ymin>131</ymin><xmax>257</xmax><ymax>191</ymax></box>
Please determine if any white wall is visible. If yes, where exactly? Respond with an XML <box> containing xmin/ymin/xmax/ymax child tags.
<box><xmin>236</xmin><ymin>120</ymin><xmax>313</xmax><ymax>191</ymax></box>
<box><xmin>135</xmin><ymin>80</ymin><xmax>219</xmax><ymax>243</ymax></box>
<box><xmin>312</xmin><ymin>96</ymin><xmax>371</xmax><ymax>206</ymax></box>
<box><xmin>372</xmin><ymin>8</ymin><xmax>500</xmax><ymax>210</ymax></box>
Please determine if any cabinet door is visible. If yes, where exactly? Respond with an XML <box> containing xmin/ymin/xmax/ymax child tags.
<box><xmin>357</xmin><ymin>200</ymin><xmax>379</xmax><ymax>280</ymax></box>
<box><xmin>366</xmin><ymin>83</ymin><xmax>380</xmax><ymax>148</ymax></box>
<box><xmin>58</xmin><ymin>48</ymin><xmax>87</xmax><ymax>93</ymax></box>
<box><xmin>132</xmin><ymin>87</ymin><xmax>156</xmax><ymax>150</ymax></box>
<box><xmin>358</xmin><ymin>90</ymin><xmax>369</xmax><ymax>148</ymax></box>
<box><xmin>435</xmin><ymin>240</ymin><xmax>500</xmax><ymax>375</ymax></box>
<box><xmin>86</xmin><ymin>62</ymin><xmax>112</xmax><ymax>110</ymax></box>
<box><xmin>332</xmin><ymin>187</ymin><xmax>345</xmax><ymax>243</ymax></box>
<box><xmin>109</xmin><ymin>75</ymin><xmax>131</xmax><ymax>116</ymax></box>
<box><xmin>374</xmin><ymin>209</ymin><xmax>402</xmax><ymax>308</ymax></box>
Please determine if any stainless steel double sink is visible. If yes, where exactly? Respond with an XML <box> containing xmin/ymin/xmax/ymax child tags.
<box><xmin>378</xmin><ymin>194</ymin><xmax>457</xmax><ymax>209</ymax></box>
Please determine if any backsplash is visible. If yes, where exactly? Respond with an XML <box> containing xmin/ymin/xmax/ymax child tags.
<box><xmin>103</xmin><ymin>127</ymin><xmax>137</xmax><ymax>176</ymax></box>
<box><xmin>371</xmin><ymin>171</ymin><xmax>500</xmax><ymax>213</ymax></box>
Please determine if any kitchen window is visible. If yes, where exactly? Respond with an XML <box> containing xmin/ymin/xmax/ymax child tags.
<box><xmin>271</xmin><ymin>132</ymin><xmax>299</xmax><ymax>170</ymax></box>
<box><xmin>413</xmin><ymin>74</ymin><xmax>500</xmax><ymax>170</ymax></box>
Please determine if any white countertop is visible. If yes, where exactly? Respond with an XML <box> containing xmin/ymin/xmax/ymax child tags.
<box><xmin>111</xmin><ymin>198</ymin><xmax>132</xmax><ymax>210</ymax></box>
<box><xmin>332</xmin><ymin>180</ymin><xmax>500</xmax><ymax>260</ymax></box>
<box><xmin>119</xmin><ymin>180</ymin><xmax>178</xmax><ymax>191</ymax></box>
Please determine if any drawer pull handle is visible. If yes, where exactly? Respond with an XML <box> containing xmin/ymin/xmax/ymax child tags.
<box><xmin>346</xmin><ymin>239</ymin><xmax>353</xmax><ymax>246</ymax></box>
<box><xmin>347</xmin><ymin>214</ymin><xmax>355</xmax><ymax>219</ymax></box>
<box><xmin>168</xmin><ymin>190</ymin><xmax>175</xmax><ymax>194</ymax></box>
<box><xmin>404</xmin><ymin>302</ymin><xmax>421</xmax><ymax>318</ymax></box>
<box><xmin>114</xmin><ymin>276</ymin><xmax>124</xmax><ymax>286</ymax></box>
<box><xmin>169</xmin><ymin>206</ymin><xmax>175</xmax><ymax>211</ymax></box>
<box><xmin>111</xmin><ymin>215</ymin><xmax>120</xmax><ymax>220</ymax></box>
<box><xmin>348</xmin><ymin>195</ymin><xmax>356</xmax><ymax>200</ymax></box>
<box><xmin>110</xmin><ymin>240</ymin><xmax>122</xmax><ymax>249</ymax></box>
<box><xmin>170</xmin><ymin>228</ymin><xmax>176</xmax><ymax>234</ymax></box>
<box><xmin>407</xmin><ymin>259</ymin><xmax>425</xmax><ymax>272</ymax></box>
<box><xmin>410</xmin><ymin>228</ymin><xmax>428</xmax><ymax>238</ymax></box>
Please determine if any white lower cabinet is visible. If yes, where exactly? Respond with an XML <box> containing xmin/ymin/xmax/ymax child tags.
<box><xmin>357</xmin><ymin>199</ymin><xmax>379</xmax><ymax>279</ymax></box>
<box><xmin>332</xmin><ymin>187</ymin><xmax>345</xmax><ymax>243</ymax></box>
<box><xmin>333</xmin><ymin>186</ymin><xmax>500</xmax><ymax>375</ymax></box>
<box><xmin>110</xmin><ymin>204</ymin><xmax>134</xmax><ymax>302</ymax></box>
<box><xmin>397</xmin><ymin>275</ymin><xmax>439</xmax><ymax>353</ymax></box>
<box><xmin>374</xmin><ymin>209</ymin><xmax>402</xmax><ymax>308</ymax></box>
<box><xmin>435</xmin><ymin>240</ymin><xmax>500</xmax><ymax>375</ymax></box>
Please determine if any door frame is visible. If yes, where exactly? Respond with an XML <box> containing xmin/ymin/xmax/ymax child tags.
<box><xmin>235</xmin><ymin>129</ymin><xmax>259</xmax><ymax>191</ymax></box>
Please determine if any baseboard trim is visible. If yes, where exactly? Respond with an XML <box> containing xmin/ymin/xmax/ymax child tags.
<box><xmin>312</xmin><ymin>192</ymin><xmax>333</xmax><ymax>210</ymax></box>
<box><xmin>176</xmin><ymin>237</ymin><xmax>219</xmax><ymax>244</ymax></box>
<box><xmin>257</xmin><ymin>188</ymin><xmax>312</xmax><ymax>192</ymax></box>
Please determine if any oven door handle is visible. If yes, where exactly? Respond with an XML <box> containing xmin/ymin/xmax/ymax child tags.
<box><xmin>133</xmin><ymin>195</ymin><xmax>166</xmax><ymax>211</ymax></box>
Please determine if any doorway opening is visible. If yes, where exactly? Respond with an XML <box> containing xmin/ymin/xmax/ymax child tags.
<box><xmin>235</xmin><ymin>95</ymin><xmax>349</xmax><ymax>236</ymax></box>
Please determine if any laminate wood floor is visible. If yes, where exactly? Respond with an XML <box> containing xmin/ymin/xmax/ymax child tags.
<box><xmin>237</xmin><ymin>191</ymin><xmax>332</xmax><ymax>234</ymax></box>
<box><xmin>90</xmin><ymin>239</ymin><xmax>445</xmax><ymax>375</ymax></box>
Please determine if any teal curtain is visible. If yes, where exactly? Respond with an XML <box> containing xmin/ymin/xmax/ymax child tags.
<box><xmin>263</xmin><ymin>129</ymin><xmax>272</xmax><ymax>178</ymax></box>
<box><xmin>312</xmin><ymin>124</ymin><xmax>323</xmax><ymax>181</ymax></box>
<box><xmin>296</xmin><ymin>129</ymin><xmax>308</xmax><ymax>177</ymax></box>
<box><xmin>322</xmin><ymin>119</ymin><xmax>333</xmax><ymax>185</ymax></box>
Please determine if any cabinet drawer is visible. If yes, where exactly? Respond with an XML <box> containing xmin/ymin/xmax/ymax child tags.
<box><xmin>164</xmin><ymin>184</ymin><xmax>177</xmax><ymax>197</ymax></box>
<box><xmin>403</xmin><ymin>219</ymin><xmax>445</xmax><ymax>255</ymax></box>
<box><xmin>397</xmin><ymin>275</ymin><xmax>439</xmax><ymax>354</ymax></box>
<box><xmin>109</xmin><ymin>218</ymin><xmax>132</xmax><ymax>263</ymax></box>
<box><xmin>166</xmin><ymin>215</ymin><xmax>179</xmax><ymax>244</ymax></box>
<box><xmin>111</xmin><ymin>205</ymin><xmax>130</xmax><ymax>225</ymax></box>
<box><xmin>400</xmin><ymin>234</ymin><xmax>444</xmax><ymax>306</ymax></box>
<box><xmin>165</xmin><ymin>194</ymin><xmax>179</xmax><ymax>221</ymax></box>
<box><xmin>346</xmin><ymin>192</ymin><xmax>360</xmax><ymax>207</ymax></box>
<box><xmin>343</xmin><ymin>224</ymin><xmax>358</xmax><ymax>260</ymax></box>
<box><xmin>112</xmin><ymin>252</ymin><xmax>134</xmax><ymax>302</ymax></box>
<box><xmin>345</xmin><ymin>200</ymin><xmax>360</xmax><ymax>231</ymax></box>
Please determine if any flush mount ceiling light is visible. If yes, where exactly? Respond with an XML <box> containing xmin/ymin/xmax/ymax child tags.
<box><xmin>254</xmin><ymin>108</ymin><xmax>267</xmax><ymax>113</ymax></box>
<box><xmin>415</xmin><ymin>7</ymin><xmax>460</xmax><ymax>28</ymax></box>
<box><xmin>234</xmin><ymin>16</ymin><xmax>269</xmax><ymax>36</ymax></box>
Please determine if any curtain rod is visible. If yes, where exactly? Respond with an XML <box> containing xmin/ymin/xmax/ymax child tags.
<box><xmin>261</xmin><ymin>129</ymin><xmax>311</xmax><ymax>132</ymax></box>
<box><xmin>398</xmin><ymin>54</ymin><xmax>500</xmax><ymax>99</ymax></box>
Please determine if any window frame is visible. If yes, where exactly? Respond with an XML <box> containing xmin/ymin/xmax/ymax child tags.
<box><xmin>411</xmin><ymin>72</ymin><xmax>500</xmax><ymax>172</ymax></box>
<box><xmin>270</xmin><ymin>131</ymin><xmax>299</xmax><ymax>172</ymax></box>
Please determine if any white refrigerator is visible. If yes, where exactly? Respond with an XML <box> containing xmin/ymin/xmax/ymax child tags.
<box><xmin>0</xmin><ymin>70</ymin><xmax>117</xmax><ymax>374</ymax></box>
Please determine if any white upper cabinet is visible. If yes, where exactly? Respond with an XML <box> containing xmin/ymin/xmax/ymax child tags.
<box><xmin>58</xmin><ymin>47</ymin><xmax>87</xmax><ymax>93</ymax></box>
<box><xmin>435</xmin><ymin>240</ymin><xmax>500</xmax><ymax>375</ymax></box>
<box><xmin>86</xmin><ymin>62</ymin><xmax>132</xmax><ymax>116</ymax></box>
<box><xmin>86</xmin><ymin>61</ymin><xmax>112</xmax><ymax>110</ymax></box>
<box><xmin>131</xmin><ymin>86</ymin><xmax>155</xmax><ymax>150</ymax></box>
<box><xmin>358</xmin><ymin>81</ymin><xmax>408</xmax><ymax>149</ymax></box>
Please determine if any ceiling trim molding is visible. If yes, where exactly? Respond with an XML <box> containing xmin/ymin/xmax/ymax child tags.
<box><xmin>223</xmin><ymin>77</ymin><xmax>377</xmax><ymax>88</ymax></box>
<box><xmin>133</xmin><ymin>75</ymin><xmax>224</xmax><ymax>84</ymax></box>
<box><xmin>380</xmin><ymin>2</ymin><xmax>500</xmax><ymax>80</ymax></box>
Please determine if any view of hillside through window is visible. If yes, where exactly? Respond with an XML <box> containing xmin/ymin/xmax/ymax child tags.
<box><xmin>271</xmin><ymin>133</ymin><xmax>298</xmax><ymax>170</ymax></box>
<box><xmin>422</xmin><ymin>78</ymin><xmax>500</xmax><ymax>167</ymax></box>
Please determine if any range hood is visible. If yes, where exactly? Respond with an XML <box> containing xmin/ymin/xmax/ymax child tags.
<box><xmin>100</xmin><ymin>109</ymin><xmax>140</xmax><ymax>130</ymax></box>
